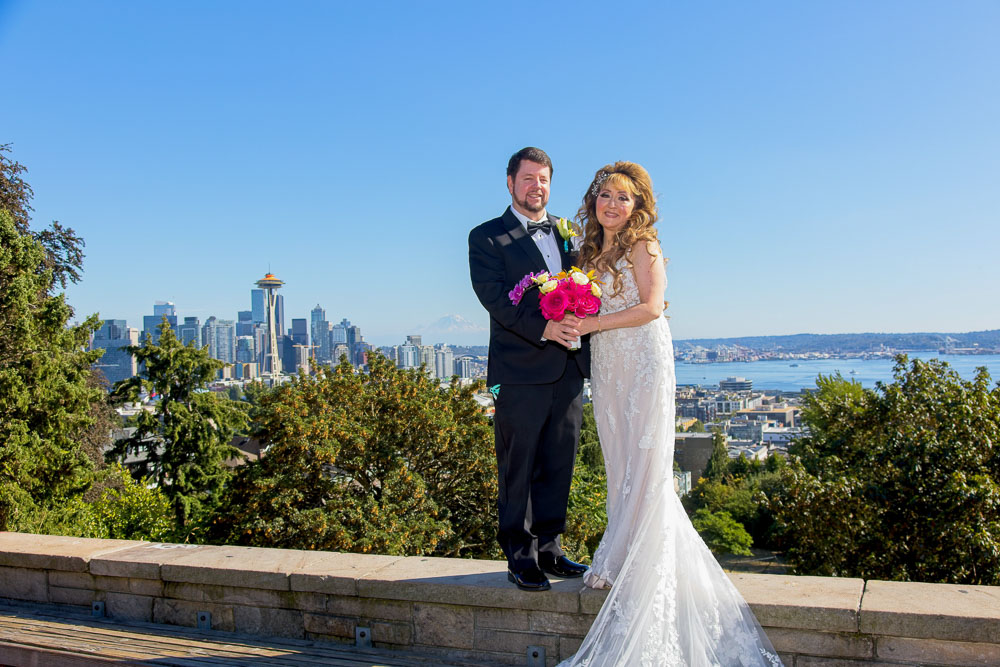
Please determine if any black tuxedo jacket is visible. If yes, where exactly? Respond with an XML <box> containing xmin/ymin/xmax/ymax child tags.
<box><xmin>469</xmin><ymin>207</ymin><xmax>591</xmax><ymax>385</ymax></box>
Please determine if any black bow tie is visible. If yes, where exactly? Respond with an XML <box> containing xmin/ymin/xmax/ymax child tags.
<box><xmin>526</xmin><ymin>219</ymin><xmax>553</xmax><ymax>236</ymax></box>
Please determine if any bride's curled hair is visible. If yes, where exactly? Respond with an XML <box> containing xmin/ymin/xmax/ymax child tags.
<box><xmin>576</xmin><ymin>161</ymin><xmax>659</xmax><ymax>296</ymax></box>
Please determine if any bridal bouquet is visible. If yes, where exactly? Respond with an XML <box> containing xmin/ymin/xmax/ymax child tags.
<box><xmin>509</xmin><ymin>267</ymin><xmax>602</xmax><ymax>348</ymax></box>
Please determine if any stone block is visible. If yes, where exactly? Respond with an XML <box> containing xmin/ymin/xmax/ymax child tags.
<box><xmin>302</xmin><ymin>612</ymin><xmax>355</xmax><ymax>638</ymax></box>
<box><xmin>0</xmin><ymin>565</ymin><xmax>47</xmax><ymax>602</ymax></box>
<box><xmin>290</xmin><ymin>591</ymin><xmax>327</xmax><ymax>612</ymax></box>
<box><xmin>153</xmin><ymin>597</ymin><xmax>235</xmax><ymax>632</ymax></box>
<box><xmin>766</xmin><ymin>628</ymin><xmax>873</xmax><ymax>659</ymax></box>
<box><xmin>529</xmin><ymin>611</ymin><xmax>594</xmax><ymax>636</ymax></box>
<box><xmin>413</xmin><ymin>602</ymin><xmax>475</xmax><ymax>649</ymax></box>
<box><xmin>579</xmin><ymin>585</ymin><xmax>609</xmax><ymax>614</ymax></box>
<box><xmin>90</xmin><ymin>542</ymin><xmax>202</xmax><ymax>579</ymax></box>
<box><xmin>160</xmin><ymin>544</ymin><xmax>316</xmax><ymax>590</ymax></box>
<box><xmin>372</xmin><ymin>620</ymin><xmax>413</xmax><ymax>646</ymax></box>
<box><xmin>860</xmin><ymin>579</ymin><xmax>1000</xmax><ymax>643</ymax></box>
<box><xmin>796</xmin><ymin>658</ymin><xmax>898</xmax><ymax>667</ymax></box>
<box><xmin>474</xmin><ymin>627</ymin><xmax>560</xmax><ymax>656</ymax></box>
<box><xmin>105</xmin><ymin>591</ymin><xmax>153</xmax><ymax>622</ymax></box>
<box><xmin>730</xmin><ymin>573</ymin><xmax>864</xmax><ymax>633</ymax></box>
<box><xmin>878</xmin><ymin>636</ymin><xmax>1000</xmax><ymax>666</ymax></box>
<box><xmin>359</xmin><ymin>555</ymin><xmax>579</xmax><ymax>613</ymax></box>
<box><xmin>92</xmin><ymin>575</ymin><xmax>162</xmax><ymax>597</ymax></box>
<box><xmin>325</xmin><ymin>595</ymin><xmax>413</xmax><ymax>622</ymax></box>
<box><xmin>163</xmin><ymin>581</ymin><xmax>292</xmax><ymax>609</ymax></box>
<box><xmin>48</xmin><ymin>585</ymin><xmax>94</xmax><ymax>606</ymax></box>
<box><xmin>0</xmin><ymin>532</ymin><xmax>143</xmax><ymax>572</ymax></box>
<box><xmin>559</xmin><ymin>635</ymin><xmax>584</xmax><ymax>661</ymax></box>
<box><xmin>476</xmin><ymin>607</ymin><xmax>529</xmax><ymax>631</ymax></box>
<box><xmin>777</xmin><ymin>653</ymin><xmax>796</xmax><ymax>666</ymax></box>
<box><xmin>289</xmin><ymin>550</ymin><xmax>402</xmax><ymax>596</ymax></box>
<box><xmin>49</xmin><ymin>571</ymin><xmax>95</xmax><ymax>590</ymax></box>
<box><xmin>232</xmin><ymin>605</ymin><xmax>304</xmax><ymax>639</ymax></box>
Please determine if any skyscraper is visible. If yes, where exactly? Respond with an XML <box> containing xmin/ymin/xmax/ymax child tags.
<box><xmin>311</xmin><ymin>305</ymin><xmax>331</xmax><ymax>363</ymax></box>
<box><xmin>90</xmin><ymin>319</ymin><xmax>139</xmax><ymax>386</ymax></box>
<box><xmin>178</xmin><ymin>316</ymin><xmax>201</xmax><ymax>348</ymax></box>
<box><xmin>236</xmin><ymin>310</ymin><xmax>254</xmax><ymax>337</ymax></box>
<box><xmin>203</xmin><ymin>318</ymin><xmax>236</xmax><ymax>364</ymax></box>
<box><xmin>143</xmin><ymin>301</ymin><xmax>177</xmax><ymax>344</ymax></box>
<box><xmin>435</xmin><ymin>346</ymin><xmax>454</xmax><ymax>379</ymax></box>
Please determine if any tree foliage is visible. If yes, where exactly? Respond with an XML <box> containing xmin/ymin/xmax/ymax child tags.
<box><xmin>772</xmin><ymin>358</ymin><xmax>1000</xmax><ymax>584</ymax></box>
<box><xmin>691</xmin><ymin>508</ymin><xmax>754</xmax><ymax>557</ymax></box>
<box><xmin>107</xmin><ymin>321</ymin><xmax>247</xmax><ymax>536</ymax></box>
<box><xmin>211</xmin><ymin>353</ymin><xmax>497</xmax><ymax>557</ymax></box>
<box><xmin>563</xmin><ymin>403</ymin><xmax>609</xmax><ymax>562</ymax></box>
<box><xmin>0</xmin><ymin>148</ymin><xmax>105</xmax><ymax>532</ymax></box>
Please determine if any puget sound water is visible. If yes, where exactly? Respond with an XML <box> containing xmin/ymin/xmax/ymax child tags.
<box><xmin>675</xmin><ymin>353</ymin><xmax>1000</xmax><ymax>392</ymax></box>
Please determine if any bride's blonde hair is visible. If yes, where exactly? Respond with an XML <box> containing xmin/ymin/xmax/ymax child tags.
<box><xmin>576</xmin><ymin>161</ymin><xmax>659</xmax><ymax>295</ymax></box>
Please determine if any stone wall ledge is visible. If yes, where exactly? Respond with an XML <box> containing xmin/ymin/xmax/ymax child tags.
<box><xmin>2</xmin><ymin>532</ymin><xmax>998</xmax><ymax>666</ymax></box>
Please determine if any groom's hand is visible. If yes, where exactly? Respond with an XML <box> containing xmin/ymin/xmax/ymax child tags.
<box><xmin>544</xmin><ymin>316</ymin><xmax>582</xmax><ymax>348</ymax></box>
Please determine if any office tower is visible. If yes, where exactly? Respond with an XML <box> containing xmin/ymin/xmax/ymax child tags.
<box><xmin>90</xmin><ymin>319</ymin><xmax>139</xmax><ymax>386</ymax></box>
<box><xmin>178</xmin><ymin>316</ymin><xmax>201</xmax><ymax>348</ymax></box>
<box><xmin>419</xmin><ymin>346</ymin><xmax>435</xmax><ymax>371</ymax></box>
<box><xmin>347</xmin><ymin>325</ymin><xmax>362</xmax><ymax>365</ymax></box>
<box><xmin>399</xmin><ymin>342</ymin><xmax>419</xmax><ymax>368</ymax></box>
<box><xmin>406</xmin><ymin>335</ymin><xmax>422</xmax><ymax>347</ymax></box>
<box><xmin>143</xmin><ymin>301</ymin><xmax>177</xmax><ymax>343</ymax></box>
<box><xmin>255</xmin><ymin>273</ymin><xmax>284</xmax><ymax>376</ymax></box>
<box><xmin>204</xmin><ymin>318</ymin><xmax>236</xmax><ymax>364</ymax></box>
<box><xmin>236</xmin><ymin>335</ymin><xmax>256</xmax><ymax>364</ymax></box>
<box><xmin>251</xmin><ymin>289</ymin><xmax>266</xmax><ymax>325</ymax></box>
<box><xmin>291</xmin><ymin>318</ymin><xmax>308</xmax><ymax>346</ymax></box>
<box><xmin>455</xmin><ymin>356</ymin><xmax>475</xmax><ymax>379</ymax></box>
<box><xmin>331</xmin><ymin>320</ymin><xmax>348</xmax><ymax>348</ymax></box>
<box><xmin>332</xmin><ymin>343</ymin><xmax>351</xmax><ymax>364</ymax></box>
<box><xmin>435</xmin><ymin>347</ymin><xmax>454</xmax><ymax>379</ymax></box>
<box><xmin>236</xmin><ymin>310</ymin><xmax>254</xmax><ymax>337</ymax></box>
<box><xmin>275</xmin><ymin>294</ymin><xmax>285</xmax><ymax>337</ymax></box>
<box><xmin>311</xmin><ymin>305</ymin><xmax>331</xmax><ymax>363</ymax></box>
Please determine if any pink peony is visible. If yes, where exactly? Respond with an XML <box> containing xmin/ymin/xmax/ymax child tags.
<box><xmin>540</xmin><ymin>288</ymin><xmax>570</xmax><ymax>320</ymax></box>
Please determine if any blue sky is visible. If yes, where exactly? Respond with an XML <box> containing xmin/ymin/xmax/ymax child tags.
<box><xmin>2</xmin><ymin>1</ymin><xmax>997</xmax><ymax>345</ymax></box>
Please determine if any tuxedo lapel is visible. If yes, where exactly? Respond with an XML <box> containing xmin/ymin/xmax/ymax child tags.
<box><xmin>501</xmin><ymin>207</ymin><xmax>547</xmax><ymax>271</ymax></box>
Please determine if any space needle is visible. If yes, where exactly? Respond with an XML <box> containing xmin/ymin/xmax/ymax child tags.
<box><xmin>255</xmin><ymin>272</ymin><xmax>284</xmax><ymax>379</ymax></box>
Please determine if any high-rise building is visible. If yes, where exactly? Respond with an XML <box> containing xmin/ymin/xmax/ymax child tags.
<box><xmin>143</xmin><ymin>301</ymin><xmax>177</xmax><ymax>343</ymax></box>
<box><xmin>91</xmin><ymin>319</ymin><xmax>139</xmax><ymax>386</ymax></box>
<box><xmin>204</xmin><ymin>318</ymin><xmax>236</xmax><ymax>364</ymax></box>
<box><xmin>236</xmin><ymin>310</ymin><xmax>254</xmax><ymax>337</ymax></box>
<box><xmin>178</xmin><ymin>316</ymin><xmax>201</xmax><ymax>348</ymax></box>
<box><xmin>251</xmin><ymin>289</ymin><xmax>266</xmax><ymax>325</ymax></box>
<box><xmin>435</xmin><ymin>347</ymin><xmax>454</xmax><ymax>379</ymax></box>
<box><xmin>275</xmin><ymin>294</ymin><xmax>285</xmax><ymax>337</ymax></box>
<box><xmin>455</xmin><ymin>356</ymin><xmax>475</xmax><ymax>379</ymax></box>
<box><xmin>399</xmin><ymin>343</ymin><xmax>419</xmax><ymax>368</ymax></box>
<box><xmin>291</xmin><ymin>318</ymin><xmax>308</xmax><ymax>346</ymax></box>
<box><xmin>236</xmin><ymin>335</ymin><xmax>256</xmax><ymax>364</ymax></box>
<box><xmin>311</xmin><ymin>305</ymin><xmax>331</xmax><ymax>363</ymax></box>
<box><xmin>331</xmin><ymin>320</ymin><xmax>348</xmax><ymax>348</ymax></box>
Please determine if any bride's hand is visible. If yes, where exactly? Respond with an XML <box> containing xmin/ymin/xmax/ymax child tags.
<box><xmin>577</xmin><ymin>315</ymin><xmax>600</xmax><ymax>336</ymax></box>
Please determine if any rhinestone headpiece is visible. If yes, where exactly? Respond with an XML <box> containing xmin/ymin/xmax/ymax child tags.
<box><xmin>590</xmin><ymin>171</ymin><xmax>609</xmax><ymax>197</ymax></box>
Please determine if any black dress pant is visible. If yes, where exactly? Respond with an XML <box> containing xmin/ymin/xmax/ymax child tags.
<box><xmin>492</xmin><ymin>361</ymin><xmax>584</xmax><ymax>572</ymax></box>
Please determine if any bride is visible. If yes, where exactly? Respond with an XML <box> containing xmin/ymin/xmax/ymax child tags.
<box><xmin>562</xmin><ymin>162</ymin><xmax>782</xmax><ymax>666</ymax></box>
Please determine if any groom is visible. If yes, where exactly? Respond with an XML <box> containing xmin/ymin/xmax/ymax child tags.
<box><xmin>469</xmin><ymin>147</ymin><xmax>590</xmax><ymax>591</ymax></box>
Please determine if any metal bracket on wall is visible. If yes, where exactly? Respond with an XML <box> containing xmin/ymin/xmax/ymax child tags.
<box><xmin>527</xmin><ymin>645</ymin><xmax>545</xmax><ymax>666</ymax></box>
<box><xmin>91</xmin><ymin>601</ymin><xmax>105</xmax><ymax>618</ymax></box>
<box><xmin>197</xmin><ymin>611</ymin><xmax>212</xmax><ymax>630</ymax></box>
<box><xmin>356</xmin><ymin>626</ymin><xmax>372</xmax><ymax>648</ymax></box>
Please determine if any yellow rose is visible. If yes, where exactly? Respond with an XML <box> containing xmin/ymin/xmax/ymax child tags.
<box><xmin>571</xmin><ymin>271</ymin><xmax>590</xmax><ymax>285</ymax></box>
<box><xmin>532</xmin><ymin>272</ymin><xmax>550</xmax><ymax>285</ymax></box>
<box><xmin>591</xmin><ymin>283</ymin><xmax>602</xmax><ymax>297</ymax></box>
<box><xmin>539</xmin><ymin>280</ymin><xmax>559</xmax><ymax>294</ymax></box>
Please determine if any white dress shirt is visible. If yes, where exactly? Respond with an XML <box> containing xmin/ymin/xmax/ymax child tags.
<box><xmin>510</xmin><ymin>206</ymin><xmax>563</xmax><ymax>276</ymax></box>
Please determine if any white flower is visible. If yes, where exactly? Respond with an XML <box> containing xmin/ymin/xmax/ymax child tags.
<box><xmin>532</xmin><ymin>272</ymin><xmax>550</xmax><ymax>285</ymax></box>
<box><xmin>539</xmin><ymin>280</ymin><xmax>559</xmax><ymax>294</ymax></box>
<box><xmin>571</xmin><ymin>271</ymin><xmax>589</xmax><ymax>285</ymax></box>
<box><xmin>591</xmin><ymin>283</ymin><xmax>602</xmax><ymax>297</ymax></box>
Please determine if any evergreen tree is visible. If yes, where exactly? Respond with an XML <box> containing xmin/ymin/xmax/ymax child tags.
<box><xmin>702</xmin><ymin>429</ymin><xmax>730</xmax><ymax>481</ymax></box>
<box><xmin>211</xmin><ymin>352</ymin><xmax>495</xmax><ymax>557</ymax></box>
<box><xmin>772</xmin><ymin>357</ymin><xmax>1000</xmax><ymax>584</ymax></box>
<box><xmin>0</xmin><ymin>146</ymin><xmax>105</xmax><ymax>533</ymax></box>
<box><xmin>107</xmin><ymin>321</ymin><xmax>247</xmax><ymax>536</ymax></box>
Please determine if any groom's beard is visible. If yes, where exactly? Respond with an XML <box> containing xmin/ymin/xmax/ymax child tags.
<box><xmin>514</xmin><ymin>192</ymin><xmax>547</xmax><ymax>215</ymax></box>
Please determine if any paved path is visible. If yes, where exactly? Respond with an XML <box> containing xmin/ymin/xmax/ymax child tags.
<box><xmin>0</xmin><ymin>601</ymin><xmax>494</xmax><ymax>667</ymax></box>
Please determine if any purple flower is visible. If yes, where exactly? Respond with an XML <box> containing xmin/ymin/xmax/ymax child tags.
<box><xmin>508</xmin><ymin>272</ymin><xmax>538</xmax><ymax>306</ymax></box>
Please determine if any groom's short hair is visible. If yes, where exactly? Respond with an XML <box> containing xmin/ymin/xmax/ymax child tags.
<box><xmin>507</xmin><ymin>147</ymin><xmax>553</xmax><ymax>179</ymax></box>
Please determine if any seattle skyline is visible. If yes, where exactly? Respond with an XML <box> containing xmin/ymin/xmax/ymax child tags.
<box><xmin>2</xmin><ymin>1</ymin><xmax>998</xmax><ymax>345</ymax></box>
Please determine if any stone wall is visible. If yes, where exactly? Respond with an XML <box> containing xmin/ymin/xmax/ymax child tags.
<box><xmin>1</xmin><ymin>532</ymin><xmax>999</xmax><ymax>666</ymax></box>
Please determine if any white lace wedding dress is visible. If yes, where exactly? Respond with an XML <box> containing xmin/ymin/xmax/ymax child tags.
<box><xmin>560</xmin><ymin>257</ymin><xmax>782</xmax><ymax>666</ymax></box>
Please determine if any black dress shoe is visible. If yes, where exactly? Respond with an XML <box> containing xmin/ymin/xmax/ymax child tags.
<box><xmin>538</xmin><ymin>554</ymin><xmax>588</xmax><ymax>578</ymax></box>
<box><xmin>507</xmin><ymin>567</ymin><xmax>551</xmax><ymax>591</ymax></box>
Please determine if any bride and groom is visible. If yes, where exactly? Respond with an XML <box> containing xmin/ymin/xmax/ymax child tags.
<box><xmin>469</xmin><ymin>148</ymin><xmax>782</xmax><ymax>665</ymax></box>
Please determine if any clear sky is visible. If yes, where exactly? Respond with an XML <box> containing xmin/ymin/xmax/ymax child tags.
<box><xmin>2</xmin><ymin>1</ymin><xmax>998</xmax><ymax>346</ymax></box>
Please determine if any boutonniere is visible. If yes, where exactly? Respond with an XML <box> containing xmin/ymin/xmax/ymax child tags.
<box><xmin>555</xmin><ymin>218</ymin><xmax>579</xmax><ymax>252</ymax></box>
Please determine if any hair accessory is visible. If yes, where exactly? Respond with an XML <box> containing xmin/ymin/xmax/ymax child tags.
<box><xmin>590</xmin><ymin>171</ymin><xmax>609</xmax><ymax>196</ymax></box>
